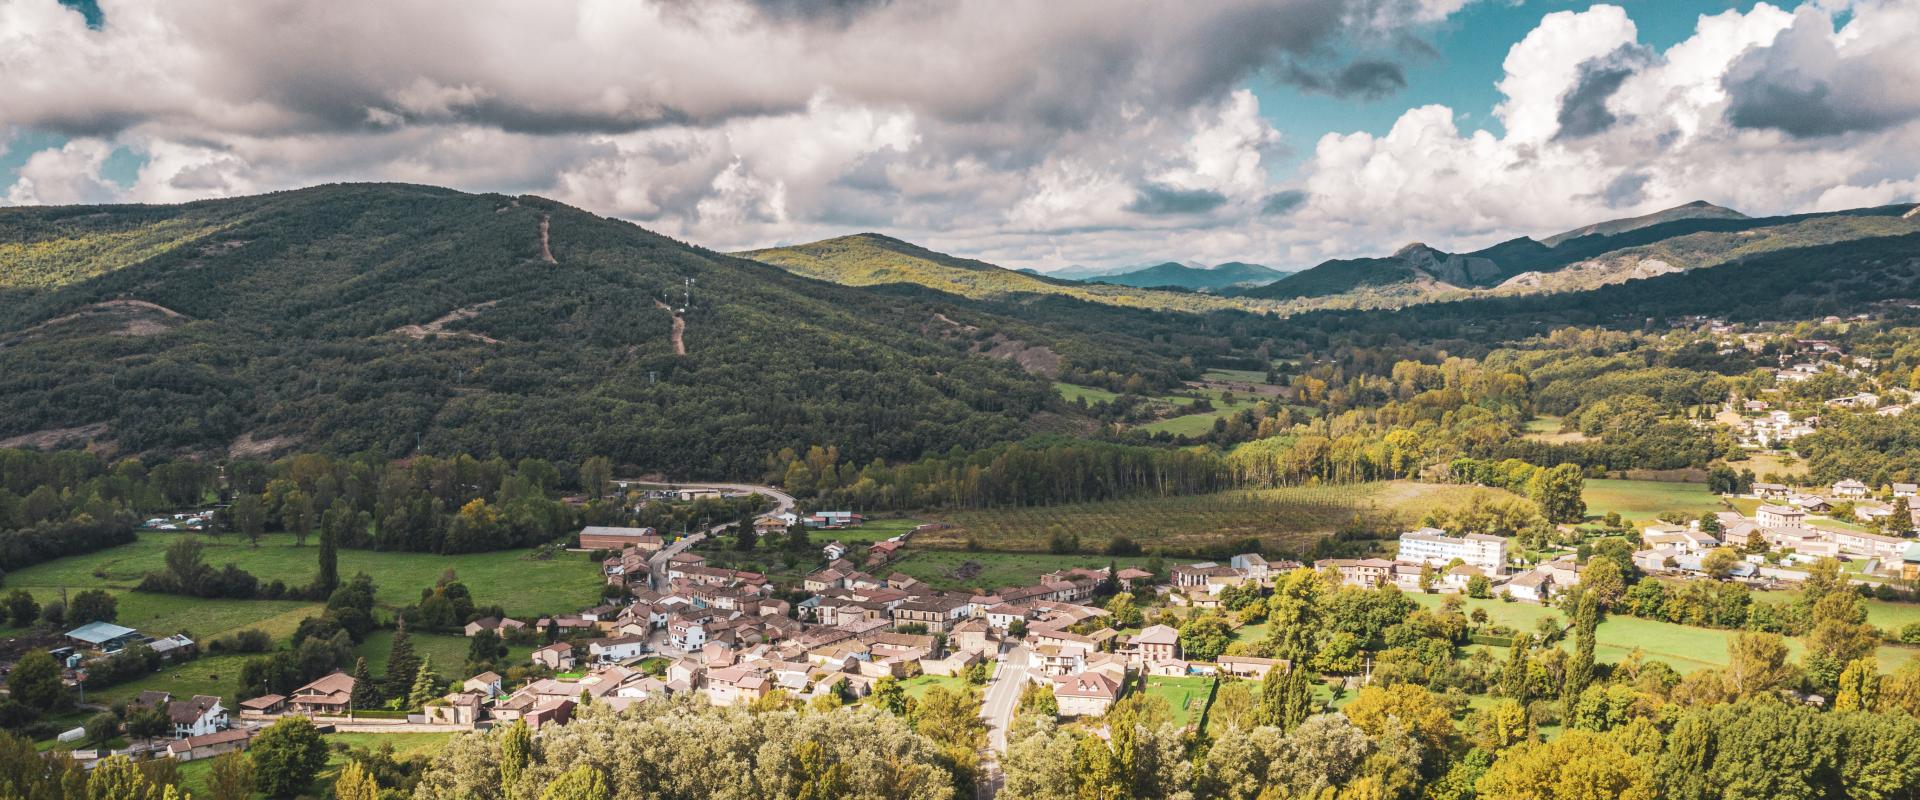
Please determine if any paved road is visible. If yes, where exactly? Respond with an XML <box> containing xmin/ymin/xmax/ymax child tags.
<box><xmin>645</xmin><ymin>482</ymin><xmax>796</xmax><ymax>591</ymax></box>
<box><xmin>981</xmin><ymin>641</ymin><xmax>1030</xmax><ymax>753</ymax></box>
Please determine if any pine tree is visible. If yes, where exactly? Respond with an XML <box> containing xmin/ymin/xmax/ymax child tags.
<box><xmin>1501</xmin><ymin>633</ymin><xmax>1533</xmax><ymax>701</ymax></box>
<box><xmin>500</xmin><ymin>721</ymin><xmax>533</xmax><ymax>788</ymax></box>
<box><xmin>384</xmin><ymin>623</ymin><xmax>420</xmax><ymax>700</ymax></box>
<box><xmin>316</xmin><ymin>512</ymin><xmax>340</xmax><ymax>595</ymax></box>
<box><xmin>1257</xmin><ymin>664</ymin><xmax>1316</xmax><ymax>731</ymax></box>
<box><xmin>408</xmin><ymin>656</ymin><xmax>441</xmax><ymax>709</ymax></box>
<box><xmin>350</xmin><ymin>656</ymin><xmax>381</xmax><ymax>711</ymax></box>
<box><xmin>1561</xmin><ymin>591</ymin><xmax>1598</xmax><ymax>720</ymax></box>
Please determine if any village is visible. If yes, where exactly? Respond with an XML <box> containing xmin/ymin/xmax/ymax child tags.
<box><xmin>46</xmin><ymin>458</ymin><xmax>1920</xmax><ymax>768</ymax></box>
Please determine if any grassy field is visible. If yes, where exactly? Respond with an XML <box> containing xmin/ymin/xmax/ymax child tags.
<box><xmin>1138</xmin><ymin>386</ymin><xmax>1267</xmax><ymax>436</ymax></box>
<box><xmin>1056</xmin><ymin>382</ymin><xmax>1122</xmax><ymax>404</ymax></box>
<box><xmin>887</xmin><ymin>551</ymin><xmax>1152</xmax><ymax>591</ymax></box>
<box><xmin>176</xmin><ymin>730</ymin><xmax>457</xmax><ymax>798</ymax></box>
<box><xmin>354</xmin><ymin>629</ymin><xmax>535</xmax><ymax>682</ymax></box>
<box><xmin>4</xmin><ymin>532</ymin><xmax>604</xmax><ymax>619</ymax></box>
<box><xmin>826</xmin><ymin>517</ymin><xmax>925</xmax><ymax>545</ymax></box>
<box><xmin>917</xmin><ymin>481</ymin><xmax>1510</xmax><ymax>556</ymax></box>
<box><xmin>1202</xmin><ymin>368</ymin><xmax>1271</xmax><ymax>384</ymax></box>
<box><xmin>1581</xmin><ymin>479</ymin><xmax>1731</xmax><ymax>524</ymax></box>
<box><xmin>1143</xmin><ymin>675</ymin><xmax>1215</xmax><ymax>729</ymax></box>
<box><xmin>89</xmin><ymin>652</ymin><xmax>257</xmax><ymax>708</ymax></box>
<box><xmin>1521</xmin><ymin>416</ymin><xmax>1591</xmax><ymax>444</ymax></box>
<box><xmin>0</xmin><ymin>593</ymin><xmax>320</xmax><ymax>642</ymax></box>
<box><xmin>1411</xmin><ymin>594</ymin><xmax>1919</xmax><ymax>675</ymax></box>
<box><xmin>1738</xmin><ymin>451</ymin><xmax>1810</xmax><ymax>481</ymax></box>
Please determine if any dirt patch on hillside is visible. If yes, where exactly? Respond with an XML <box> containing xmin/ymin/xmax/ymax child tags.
<box><xmin>0</xmin><ymin>423</ymin><xmax>111</xmax><ymax>451</ymax></box>
<box><xmin>981</xmin><ymin>335</ymin><xmax>1061</xmax><ymax>377</ymax></box>
<box><xmin>5</xmin><ymin>299</ymin><xmax>188</xmax><ymax>346</ymax></box>
<box><xmin>537</xmin><ymin>215</ymin><xmax>557</xmax><ymax>263</ymax></box>
<box><xmin>389</xmin><ymin>302</ymin><xmax>502</xmax><ymax>344</ymax></box>
<box><xmin>229</xmin><ymin>431</ymin><xmax>302</xmax><ymax>459</ymax></box>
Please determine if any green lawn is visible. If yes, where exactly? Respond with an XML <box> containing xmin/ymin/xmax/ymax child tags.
<box><xmin>1581</xmin><ymin>479</ymin><xmax>1731</xmax><ymax>524</ymax></box>
<box><xmin>898</xmin><ymin>673</ymin><xmax>974</xmax><ymax>700</ymax></box>
<box><xmin>4</xmin><ymin>532</ymin><xmax>604</xmax><ymax>619</ymax></box>
<box><xmin>1142</xmin><ymin>675</ymin><xmax>1215</xmax><ymax>729</ymax></box>
<box><xmin>885</xmin><ymin>550</ymin><xmax>1151</xmax><ymax>592</ymax></box>
<box><xmin>917</xmin><ymin>481</ymin><xmax>1513</xmax><ymax>556</ymax></box>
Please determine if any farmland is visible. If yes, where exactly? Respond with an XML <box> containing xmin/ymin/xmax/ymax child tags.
<box><xmin>1580</xmin><ymin>479</ymin><xmax>1730</xmax><ymax>524</ymax></box>
<box><xmin>886</xmin><ymin>550</ymin><xmax>1152</xmax><ymax>591</ymax></box>
<box><xmin>2</xmin><ymin>532</ymin><xmax>605</xmax><ymax>621</ymax></box>
<box><xmin>915</xmin><ymin>481</ymin><xmax>1512</xmax><ymax>556</ymax></box>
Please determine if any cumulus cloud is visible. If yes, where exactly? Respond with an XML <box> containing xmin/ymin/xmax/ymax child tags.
<box><xmin>1723</xmin><ymin>2</ymin><xmax>1920</xmax><ymax>138</ymax></box>
<box><xmin>5</xmin><ymin>138</ymin><xmax>121</xmax><ymax>205</ymax></box>
<box><xmin>1282</xmin><ymin>1</ymin><xmax>1920</xmax><ymax>261</ymax></box>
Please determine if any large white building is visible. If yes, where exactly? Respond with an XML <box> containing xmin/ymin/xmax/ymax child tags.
<box><xmin>1396</xmin><ymin>528</ymin><xmax>1508</xmax><ymax>575</ymax></box>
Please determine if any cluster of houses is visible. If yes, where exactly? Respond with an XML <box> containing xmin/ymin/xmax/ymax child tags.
<box><xmin>1326</xmin><ymin>480</ymin><xmax>1920</xmax><ymax>605</ymax></box>
<box><xmin>139</xmin><ymin>510</ymin><xmax>214</xmax><ymax>531</ymax></box>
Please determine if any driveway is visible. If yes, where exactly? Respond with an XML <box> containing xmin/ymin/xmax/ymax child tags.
<box><xmin>981</xmin><ymin>640</ymin><xmax>1030</xmax><ymax>753</ymax></box>
<box><xmin>645</xmin><ymin>482</ymin><xmax>796</xmax><ymax>591</ymax></box>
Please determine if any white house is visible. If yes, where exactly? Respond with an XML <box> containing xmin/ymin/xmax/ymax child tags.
<box><xmin>167</xmin><ymin>696</ymin><xmax>228</xmax><ymax>738</ymax></box>
<box><xmin>1504</xmin><ymin>570</ymin><xmax>1554</xmax><ymax>603</ymax></box>
<box><xmin>588</xmin><ymin>635</ymin><xmax>648</xmax><ymax>663</ymax></box>
<box><xmin>1833</xmin><ymin>479</ymin><xmax>1871</xmax><ymax>499</ymax></box>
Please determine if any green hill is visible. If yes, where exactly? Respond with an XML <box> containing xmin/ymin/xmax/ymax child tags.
<box><xmin>736</xmin><ymin>233</ymin><xmax>1272</xmax><ymax>313</ymax></box>
<box><xmin>1088</xmin><ymin>261</ymin><xmax>1290</xmax><ymax>291</ymax></box>
<box><xmin>0</xmin><ymin>185</ymin><xmax>1102</xmax><ymax>476</ymax></box>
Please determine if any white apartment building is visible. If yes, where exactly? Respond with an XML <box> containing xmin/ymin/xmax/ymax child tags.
<box><xmin>1396</xmin><ymin>528</ymin><xmax>1508</xmax><ymax>575</ymax></box>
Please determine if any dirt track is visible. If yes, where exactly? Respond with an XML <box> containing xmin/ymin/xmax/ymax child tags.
<box><xmin>654</xmin><ymin>299</ymin><xmax>687</xmax><ymax>355</ymax></box>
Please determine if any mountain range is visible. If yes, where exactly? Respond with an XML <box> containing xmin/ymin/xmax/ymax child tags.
<box><xmin>1015</xmin><ymin>260</ymin><xmax>1291</xmax><ymax>291</ymax></box>
<box><xmin>5</xmin><ymin>184</ymin><xmax>1919</xmax><ymax>473</ymax></box>
<box><xmin>1236</xmin><ymin>200</ymin><xmax>1920</xmax><ymax>305</ymax></box>
<box><xmin>1083</xmin><ymin>261</ymin><xmax>1291</xmax><ymax>291</ymax></box>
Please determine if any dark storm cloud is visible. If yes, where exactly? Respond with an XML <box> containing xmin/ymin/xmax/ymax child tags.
<box><xmin>1128</xmin><ymin>184</ymin><xmax>1229</xmax><ymax>215</ymax></box>
<box><xmin>1722</xmin><ymin>8</ymin><xmax>1920</xmax><ymax>139</ymax></box>
<box><xmin>1597</xmin><ymin>171</ymin><xmax>1649</xmax><ymax>208</ymax></box>
<box><xmin>1260</xmin><ymin>189</ymin><xmax>1307</xmax><ymax>215</ymax></box>
<box><xmin>1276</xmin><ymin>59</ymin><xmax>1407</xmax><ymax>101</ymax></box>
<box><xmin>1555</xmin><ymin>45</ymin><xmax>1648</xmax><ymax>140</ymax></box>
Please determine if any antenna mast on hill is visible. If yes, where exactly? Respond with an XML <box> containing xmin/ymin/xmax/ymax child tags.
<box><xmin>683</xmin><ymin>277</ymin><xmax>694</xmax><ymax>310</ymax></box>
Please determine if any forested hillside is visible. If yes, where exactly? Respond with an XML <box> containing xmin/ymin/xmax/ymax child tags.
<box><xmin>737</xmin><ymin>233</ymin><xmax>1272</xmax><ymax>313</ymax></box>
<box><xmin>0</xmin><ymin>185</ymin><xmax>1120</xmax><ymax>475</ymax></box>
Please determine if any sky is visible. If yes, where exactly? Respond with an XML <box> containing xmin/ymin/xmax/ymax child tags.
<box><xmin>2</xmin><ymin>0</ymin><xmax>1917</xmax><ymax>272</ymax></box>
